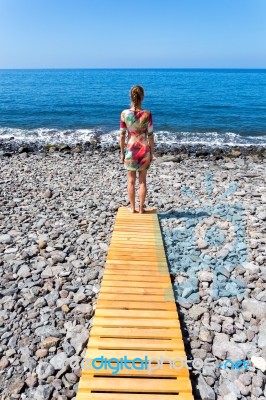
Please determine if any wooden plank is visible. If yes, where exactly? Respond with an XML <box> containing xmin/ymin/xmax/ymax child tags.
<box><xmin>112</xmin><ymin>232</ymin><xmax>160</xmax><ymax>236</ymax></box>
<box><xmin>76</xmin><ymin>394</ymin><xmax>195</xmax><ymax>400</ymax></box>
<box><xmin>97</xmin><ymin>294</ymin><xmax>175</xmax><ymax>303</ymax></box>
<box><xmin>104</xmin><ymin>266</ymin><xmax>171</xmax><ymax>276</ymax></box>
<box><xmin>78</xmin><ymin>375</ymin><xmax>192</xmax><ymax>393</ymax></box>
<box><xmin>92</xmin><ymin>318</ymin><xmax>180</xmax><ymax>328</ymax></box>
<box><xmin>102</xmin><ymin>275</ymin><xmax>170</xmax><ymax>283</ymax></box>
<box><xmin>108</xmin><ymin>245</ymin><xmax>165</xmax><ymax>250</ymax></box>
<box><xmin>111</xmin><ymin>232</ymin><xmax>160</xmax><ymax>236</ymax></box>
<box><xmin>94</xmin><ymin>309</ymin><xmax>178</xmax><ymax>319</ymax></box>
<box><xmin>96</xmin><ymin>300</ymin><xmax>175</xmax><ymax>311</ymax></box>
<box><xmin>101</xmin><ymin>281</ymin><xmax>170</xmax><ymax>288</ymax></box>
<box><xmin>104</xmin><ymin>265</ymin><xmax>169</xmax><ymax>274</ymax></box>
<box><xmin>89</xmin><ymin>326</ymin><xmax>183</xmax><ymax>339</ymax></box>
<box><xmin>107</xmin><ymin>249</ymin><xmax>166</xmax><ymax>255</ymax></box>
<box><xmin>87</xmin><ymin>337</ymin><xmax>184</xmax><ymax>350</ymax></box>
<box><xmin>76</xmin><ymin>206</ymin><xmax>194</xmax><ymax>400</ymax></box>
<box><xmin>107</xmin><ymin>254</ymin><xmax>166</xmax><ymax>260</ymax></box>
<box><xmin>99</xmin><ymin>287</ymin><xmax>173</xmax><ymax>295</ymax></box>
<box><xmin>105</xmin><ymin>260</ymin><xmax>168</xmax><ymax>266</ymax></box>
<box><xmin>106</xmin><ymin>257</ymin><xmax>166</xmax><ymax>264</ymax></box>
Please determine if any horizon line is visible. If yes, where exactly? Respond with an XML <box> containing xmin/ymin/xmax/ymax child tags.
<box><xmin>0</xmin><ymin>67</ymin><xmax>266</xmax><ymax>71</ymax></box>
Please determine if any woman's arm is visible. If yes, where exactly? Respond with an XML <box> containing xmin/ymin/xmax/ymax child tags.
<box><xmin>120</xmin><ymin>133</ymin><xmax>126</xmax><ymax>161</ymax></box>
<box><xmin>119</xmin><ymin>111</ymin><xmax>127</xmax><ymax>162</ymax></box>
<box><xmin>148</xmin><ymin>134</ymin><xmax>154</xmax><ymax>161</ymax></box>
<box><xmin>148</xmin><ymin>111</ymin><xmax>154</xmax><ymax>161</ymax></box>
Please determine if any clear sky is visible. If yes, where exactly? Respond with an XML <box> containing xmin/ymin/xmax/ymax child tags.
<box><xmin>0</xmin><ymin>0</ymin><xmax>265</xmax><ymax>69</ymax></box>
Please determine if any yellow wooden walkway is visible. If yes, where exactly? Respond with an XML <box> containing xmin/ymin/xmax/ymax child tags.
<box><xmin>76</xmin><ymin>206</ymin><xmax>194</xmax><ymax>400</ymax></box>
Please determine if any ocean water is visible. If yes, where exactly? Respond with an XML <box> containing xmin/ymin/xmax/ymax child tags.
<box><xmin>0</xmin><ymin>68</ymin><xmax>266</xmax><ymax>148</ymax></box>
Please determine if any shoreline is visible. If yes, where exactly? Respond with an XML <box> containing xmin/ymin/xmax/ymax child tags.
<box><xmin>1</xmin><ymin>136</ymin><xmax>266</xmax><ymax>160</ymax></box>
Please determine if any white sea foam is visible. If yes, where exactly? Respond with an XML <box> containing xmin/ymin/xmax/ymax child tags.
<box><xmin>0</xmin><ymin>127</ymin><xmax>266</xmax><ymax>148</ymax></box>
<box><xmin>101</xmin><ymin>130</ymin><xmax>266</xmax><ymax>147</ymax></box>
<box><xmin>0</xmin><ymin>127</ymin><xmax>98</xmax><ymax>144</ymax></box>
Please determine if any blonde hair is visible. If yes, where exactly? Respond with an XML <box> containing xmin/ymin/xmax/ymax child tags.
<box><xmin>130</xmin><ymin>85</ymin><xmax>144</xmax><ymax>112</ymax></box>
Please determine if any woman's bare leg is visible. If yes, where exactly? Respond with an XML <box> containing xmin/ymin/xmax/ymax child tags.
<box><xmin>127</xmin><ymin>171</ymin><xmax>136</xmax><ymax>212</ymax></box>
<box><xmin>139</xmin><ymin>169</ymin><xmax>147</xmax><ymax>213</ymax></box>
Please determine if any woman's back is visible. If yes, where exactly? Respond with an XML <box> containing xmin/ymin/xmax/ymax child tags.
<box><xmin>120</xmin><ymin>108</ymin><xmax>153</xmax><ymax>140</ymax></box>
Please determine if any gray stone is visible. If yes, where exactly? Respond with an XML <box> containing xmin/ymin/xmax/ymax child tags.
<box><xmin>27</xmin><ymin>384</ymin><xmax>54</xmax><ymax>400</ymax></box>
<box><xmin>212</xmin><ymin>333</ymin><xmax>229</xmax><ymax>359</ymax></box>
<box><xmin>191</xmin><ymin>348</ymin><xmax>207</xmax><ymax>359</ymax></box>
<box><xmin>239</xmin><ymin>372</ymin><xmax>252</xmax><ymax>386</ymax></box>
<box><xmin>17</xmin><ymin>264</ymin><xmax>31</xmax><ymax>278</ymax></box>
<box><xmin>199</xmin><ymin>329</ymin><xmax>213</xmax><ymax>343</ymax></box>
<box><xmin>252</xmin><ymin>375</ymin><xmax>264</xmax><ymax>389</ymax></box>
<box><xmin>50</xmin><ymin>352</ymin><xmax>68</xmax><ymax>370</ymax></box>
<box><xmin>68</xmin><ymin>355</ymin><xmax>82</xmax><ymax>370</ymax></box>
<box><xmin>243</xmin><ymin>262</ymin><xmax>260</xmax><ymax>274</ymax></box>
<box><xmin>62</xmin><ymin>341</ymin><xmax>75</xmax><ymax>357</ymax></box>
<box><xmin>0</xmin><ymin>234</ymin><xmax>12</xmax><ymax>244</ymax></box>
<box><xmin>35</xmin><ymin>326</ymin><xmax>61</xmax><ymax>338</ymax></box>
<box><xmin>258</xmin><ymin>320</ymin><xmax>266</xmax><ymax>349</ymax></box>
<box><xmin>224</xmin><ymin>394</ymin><xmax>238</xmax><ymax>400</ymax></box>
<box><xmin>73</xmin><ymin>292</ymin><xmax>86</xmax><ymax>303</ymax></box>
<box><xmin>226</xmin><ymin>342</ymin><xmax>246</xmax><ymax>360</ymax></box>
<box><xmin>210</xmin><ymin>322</ymin><xmax>221</xmax><ymax>332</ymax></box>
<box><xmin>257</xmin><ymin>212</ymin><xmax>266</xmax><ymax>220</ymax></box>
<box><xmin>235</xmin><ymin>379</ymin><xmax>251</xmax><ymax>396</ymax></box>
<box><xmin>233</xmin><ymin>331</ymin><xmax>247</xmax><ymax>342</ymax></box>
<box><xmin>222</xmin><ymin>322</ymin><xmax>235</xmax><ymax>335</ymax></box>
<box><xmin>85</xmin><ymin>268</ymin><xmax>99</xmax><ymax>281</ymax></box>
<box><xmin>25</xmin><ymin>375</ymin><xmax>38</xmax><ymax>388</ymax></box>
<box><xmin>255</xmin><ymin>290</ymin><xmax>266</xmax><ymax>301</ymax></box>
<box><xmin>74</xmin><ymin>303</ymin><xmax>93</xmax><ymax>314</ymax></box>
<box><xmin>198</xmin><ymin>270</ymin><xmax>213</xmax><ymax>282</ymax></box>
<box><xmin>50</xmin><ymin>250</ymin><xmax>66</xmax><ymax>263</ymax></box>
<box><xmin>65</xmin><ymin>323</ymin><xmax>89</xmax><ymax>355</ymax></box>
<box><xmin>251</xmin><ymin>356</ymin><xmax>266</xmax><ymax>372</ymax></box>
<box><xmin>8</xmin><ymin>376</ymin><xmax>25</xmax><ymax>394</ymax></box>
<box><xmin>242</xmin><ymin>298</ymin><xmax>266</xmax><ymax>319</ymax></box>
<box><xmin>252</xmin><ymin>386</ymin><xmax>263</xmax><ymax>397</ymax></box>
<box><xmin>41</xmin><ymin>265</ymin><xmax>63</xmax><ymax>278</ymax></box>
<box><xmin>0</xmin><ymin>356</ymin><xmax>10</xmax><ymax>370</ymax></box>
<box><xmin>197</xmin><ymin>240</ymin><xmax>208</xmax><ymax>250</ymax></box>
<box><xmin>219</xmin><ymin>381</ymin><xmax>240</xmax><ymax>397</ymax></box>
<box><xmin>45</xmin><ymin>290</ymin><xmax>59</xmax><ymax>303</ymax></box>
<box><xmin>65</xmin><ymin>372</ymin><xmax>78</xmax><ymax>384</ymax></box>
<box><xmin>36</xmin><ymin>362</ymin><xmax>55</xmax><ymax>379</ymax></box>
<box><xmin>188</xmin><ymin>305</ymin><xmax>207</xmax><ymax>321</ymax></box>
<box><xmin>197</xmin><ymin>374</ymin><xmax>215</xmax><ymax>400</ymax></box>
<box><xmin>34</xmin><ymin>297</ymin><xmax>47</xmax><ymax>308</ymax></box>
<box><xmin>4</xmin><ymin>247</ymin><xmax>18</xmax><ymax>253</ymax></box>
<box><xmin>238</xmin><ymin>342</ymin><xmax>259</xmax><ymax>358</ymax></box>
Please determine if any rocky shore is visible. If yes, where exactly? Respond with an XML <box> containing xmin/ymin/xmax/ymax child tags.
<box><xmin>0</xmin><ymin>143</ymin><xmax>265</xmax><ymax>400</ymax></box>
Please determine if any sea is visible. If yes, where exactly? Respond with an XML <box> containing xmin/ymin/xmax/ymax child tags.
<box><xmin>0</xmin><ymin>68</ymin><xmax>266</xmax><ymax>150</ymax></box>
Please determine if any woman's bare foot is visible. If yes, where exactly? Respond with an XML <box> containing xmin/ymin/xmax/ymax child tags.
<box><xmin>129</xmin><ymin>207</ymin><xmax>136</xmax><ymax>213</ymax></box>
<box><xmin>139</xmin><ymin>208</ymin><xmax>146</xmax><ymax>214</ymax></box>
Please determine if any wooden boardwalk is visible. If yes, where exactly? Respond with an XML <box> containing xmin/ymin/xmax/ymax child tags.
<box><xmin>76</xmin><ymin>206</ymin><xmax>194</xmax><ymax>400</ymax></box>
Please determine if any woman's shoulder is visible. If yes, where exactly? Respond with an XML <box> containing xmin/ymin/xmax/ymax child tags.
<box><xmin>123</xmin><ymin>108</ymin><xmax>151</xmax><ymax>114</ymax></box>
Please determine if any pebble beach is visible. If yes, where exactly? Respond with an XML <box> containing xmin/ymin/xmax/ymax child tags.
<box><xmin>0</xmin><ymin>142</ymin><xmax>266</xmax><ymax>400</ymax></box>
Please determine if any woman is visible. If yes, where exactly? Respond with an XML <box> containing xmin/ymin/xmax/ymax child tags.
<box><xmin>119</xmin><ymin>85</ymin><xmax>154</xmax><ymax>214</ymax></box>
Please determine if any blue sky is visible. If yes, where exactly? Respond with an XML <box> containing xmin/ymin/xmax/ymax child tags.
<box><xmin>0</xmin><ymin>0</ymin><xmax>265</xmax><ymax>68</ymax></box>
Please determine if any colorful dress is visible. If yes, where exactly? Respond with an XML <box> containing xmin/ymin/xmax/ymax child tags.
<box><xmin>120</xmin><ymin>108</ymin><xmax>154</xmax><ymax>171</ymax></box>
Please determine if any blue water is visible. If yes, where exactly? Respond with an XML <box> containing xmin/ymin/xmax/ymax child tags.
<box><xmin>0</xmin><ymin>68</ymin><xmax>266</xmax><ymax>147</ymax></box>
